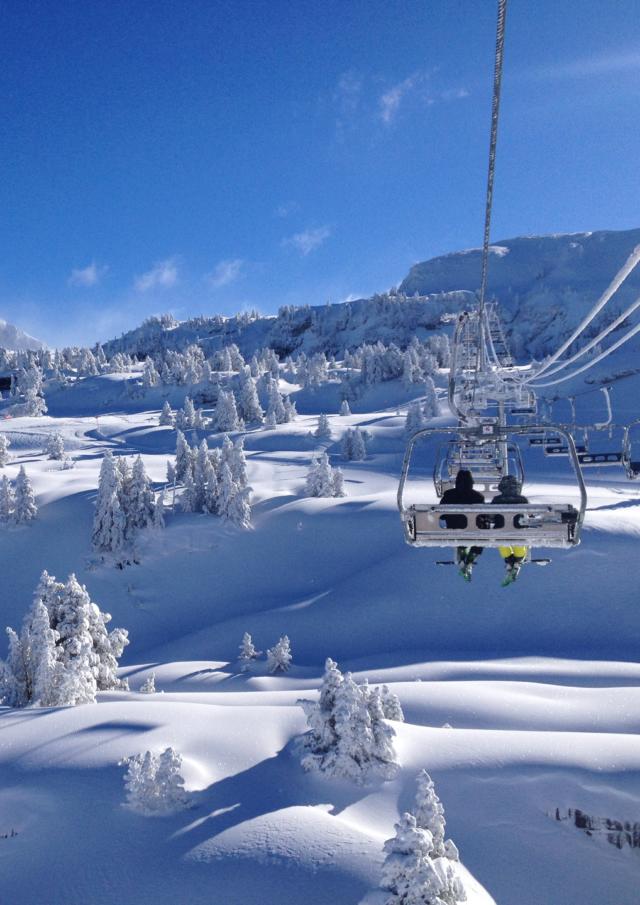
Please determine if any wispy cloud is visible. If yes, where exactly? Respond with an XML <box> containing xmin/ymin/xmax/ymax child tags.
<box><xmin>334</xmin><ymin>70</ymin><xmax>364</xmax><ymax>141</ymax></box>
<box><xmin>275</xmin><ymin>200</ymin><xmax>299</xmax><ymax>219</ymax></box>
<box><xmin>134</xmin><ymin>257</ymin><xmax>178</xmax><ymax>292</ymax></box>
<box><xmin>282</xmin><ymin>226</ymin><xmax>331</xmax><ymax>256</ymax></box>
<box><xmin>530</xmin><ymin>47</ymin><xmax>640</xmax><ymax>81</ymax></box>
<box><xmin>68</xmin><ymin>261</ymin><xmax>108</xmax><ymax>287</ymax></box>
<box><xmin>379</xmin><ymin>71</ymin><xmax>469</xmax><ymax>126</ymax></box>
<box><xmin>207</xmin><ymin>258</ymin><xmax>244</xmax><ymax>289</ymax></box>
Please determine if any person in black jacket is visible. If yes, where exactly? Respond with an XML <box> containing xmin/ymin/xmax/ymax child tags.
<box><xmin>491</xmin><ymin>474</ymin><xmax>529</xmax><ymax>585</ymax></box>
<box><xmin>440</xmin><ymin>469</ymin><xmax>485</xmax><ymax>580</ymax></box>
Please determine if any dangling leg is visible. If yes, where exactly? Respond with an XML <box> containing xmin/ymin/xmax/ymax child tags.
<box><xmin>456</xmin><ymin>546</ymin><xmax>474</xmax><ymax>581</ymax></box>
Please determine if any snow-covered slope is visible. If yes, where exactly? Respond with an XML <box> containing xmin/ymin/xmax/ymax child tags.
<box><xmin>1</xmin><ymin>374</ymin><xmax>640</xmax><ymax>904</ymax></box>
<box><xmin>102</xmin><ymin>227</ymin><xmax>640</xmax><ymax>362</ymax></box>
<box><xmin>0</xmin><ymin>318</ymin><xmax>45</xmax><ymax>351</ymax></box>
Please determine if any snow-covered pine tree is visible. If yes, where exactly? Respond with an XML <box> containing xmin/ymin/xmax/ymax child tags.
<box><xmin>339</xmin><ymin>399</ymin><xmax>351</xmax><ymax>416</ymax></box>
<box><xmin>122</xmin><ymin>747</ymin><xmax>190</xmax><ymax>814</ymax></box>
<box><xmin>305</xmin><ymin>452</ymin><xmax>345</xmax><ymax>498</ymax></box>
<box><xmin>215</xmin><ymin>389</ymin><xmax>240</xmax><ymax>432</ymax></box>
<box><xmin>405</xmin><ymin>400</ymin><xmax>426</xmax><ymax>436</ymax></box>
<box><xmin>159</xmin><ymin>400</ymin><xmax>174</xmax><ymax>426</ymax></box>
<box><xmin>313</xmin><ymin>413</ymin><xmax>332</xmax><ymax>440</ymax></box>
<box><xmin>264</xmin><ymin>409</ymin><xmax>277</xmax><ymax>429</ymax></box>
<box><xmin>0</xmin><ymin>433</ymin><xmax>10</xmax><ymax>467</ymax></box>
<box><xmin>140</xmin><ymin>672</ymin><xmax>156</xmax><ymax>693</ymax></box>
<box><xmin>181</xmin><ymin>468</ymin><xmax>197</xmax><ymax>513</ymax></box>
<box><xmin>0</xmin><ymin>475</ymin><xmax>14</xmax><ymax>522</ymax></box>
<box><xmin>238</xmin><ymin>632</ymin><xmax>260</xmax><ymax>672</ymax></box>
<box><xmin>381</xmin><ymin>813</ymin><xmax>445</xmax><ymax>904</ymax></box>
<box><xmin>265</xmin><ymin>377</ymin><xmax>286</xmax><ymax>424</ymax></box>
<box><xmin>45</xmin><ymin>432</ymin><xmax>65</xmax><ymax>460</ymax></box>
<box><xmin>423</xmin><ymin>376</ymin><xmax>439</xmax><ymax>420</ymax></box>
<box><xmin>153</xmin><ymin>490</ymin><xmax>166</xmax><ymax>529</ymax></box>
<box><xmin>266</xmin><ymin>635</ymin><xmax>292</xmax><ymax>673</ymax></box>
<box><xmin>192</xmin><ymin>440</ymin><xmax>210</xmax><ymax>513</ymax></box>
<box><xmin>92</xmin><ymin>452</ymin><xmax>126</xmax><ymax>553</ymax></box>
<box><xmin>2</xmin><ymin>628</ymin><xmax>28</xmax><ymax>707</ymax></box>
<box><xmin>175</xmin><ymin>430</ymin><xmax>192</xmax><ymax>481</ymax></box>
<box><xmin>414</xmin><ymin>770</ymin><xmax>447</xmax><ymax>858</ymax></box>
<box><xmin>299</xmin><ymin>657</ymin><xmax>344</xmax><ymax>772</ymax></box>
<box><xmin>24</xmin><ymin>599</ymin><xmax>60</xmax><ymax>706</ymax></box>
<box><xmin>202</xmin><ymin>457</ymin><xmax>219</xmax><ymax>514</ymax></box>
<box><xmin>128</xmin><ymin>456</ymin><xmax>155</xmax><ymax>530</ymax></box>
<box><xmin>342</xmin><ymin>427</ymin><xmax>367</xmax><ymax>461</ymax></box>
<box><xmin>142</xmin><ymin>357</ymin><xmax>160</xmax><ymax>388</ymax></box>
<box><xmin>227</xmin><ymin>485</ymin><xmax>252</xmax><ymax>528</ymax></box>
<box><xmin>13</xmin><ymin>466</ymin><xmax>37</xmax><ymax>524</ymax></box>
<box><xmin>283</xmin><ymin>395</ymin><xmax>297</xmax><ymax>422</ymax></box>
<box><xmin>379</xmin><ymin>684</ymin><xmax>404</xmax><ymax>721</ymax></box>
<box><xmin>331</xmin><ymin>466</ymin><xmax>345</xmax><ymax>497</ymax></box>
<box><xmin>238</xmin><ymin>366</ymin><xmax>264</xmax><ymax>424</ymax></box>
<box><xmin>230</xmin><ymin>437</ymin><xmax>248</xmax><ymax>488</ymax></box>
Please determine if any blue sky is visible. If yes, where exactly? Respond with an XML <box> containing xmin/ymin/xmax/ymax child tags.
<box><xmin>2</xmin><ymin>0</ymin><xmax>640</xmax><ymax>347</ymax></box>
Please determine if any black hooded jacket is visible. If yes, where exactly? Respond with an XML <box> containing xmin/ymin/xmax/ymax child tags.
<box><xmin>440</xmin><ymin>470</ymin><xmax>484</xmax><ymax>529</ymax></box>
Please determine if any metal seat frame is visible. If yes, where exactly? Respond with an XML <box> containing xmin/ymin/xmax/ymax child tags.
<box><xmin>398</xmin><ymin>424</ymin><xmax>587</xmax><ymax>549</ymax></box>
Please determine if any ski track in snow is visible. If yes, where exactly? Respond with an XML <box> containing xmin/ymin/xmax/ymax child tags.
<box><xmin>1</xmin><ymin>376</ymin><xmax>640</xmax><ymax>905</ymax></box>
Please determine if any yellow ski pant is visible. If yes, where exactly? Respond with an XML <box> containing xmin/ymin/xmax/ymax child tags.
<box><xmin>498</xmin><ymin>545</ymin><xmax>527</xmax><ymax>560</ymax></box>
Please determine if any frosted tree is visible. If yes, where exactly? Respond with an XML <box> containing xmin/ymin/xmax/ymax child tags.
<box><xmin>153</xmin><ymin>490</ymin><xmax>166</xmax><ymax>529</ymax></box>
<box><xmin>423</xmin><ymin>376</ymin><xmax>439</xmax><ymax>420</ymax></box>
<box><xmin>299</xmin><ymin>657</ymin><xmax>344</xmax><ymax>772</ymax></box>
<box><xmin>215</xmin><ymin>389</ymin><xmax>240</xmax><ymax>432</ymax></box>
<box><xmin>238</xmin><ymin>367</ymin><xmax>264</xmax><ymax>424</ymax></box>
<box><xmin>266</xmin><ymin>635</ymin><xmax>292</xmax><ymax>673</ymax></box>
<box><xmin>202</xmin><ymin>458</ymin><xmax>219</xmax><ymax>515</ymax></box>
<box><xmin>283</xmin><ymin>395</ymin><xmax>297</xmax><ymax>422</ymax></box>
<box><xmin>405</xmin><ymin>401</ymin><xmax>426</xmax><ymax>436</ymax></box>
<box><xmin>342</xmin><ymin>427</ymin><xmax>367</xmax><ymax>461</ymax></box>
<box><xmin>305</xmin><ymin>452</ymin><xmax>345</xmax><ymax>498</ymax></box>
<box><xmin>0</xmin><ymin>475</ymin><xmax>14</xmax><ymax>522</ymax></box>
<box><xmin>227</xmin><ymin>486</ymin><xmax>252</xmax><ymax>528</ymax></box>
<box><xmin>313</xmin><ymin>413</ymin><xmax>332</xmax><ymax>440</ymax></box>
<box><xmin>140</xmin><ymin>672</ymin><xmax>156</xmax><ymax>693</ymax></box>
<box><xmin>0</xmin><ymin>434</ymin><xmax>11</xmax><ymax>467</ymax></box>
<box><xmin>238</xmin><ymin>632</ymin><xmax>260</xmax><ymax>672</ymax></box>
<box><xmin>159</xmin><ymin>400</ymin><xmax>174</xmax><ymax>426</ymax></box>
<box><xmin>381</xmin><ymin>813</ymin><xmax>447</xmax><ymax>904</ymax></box>
<box><xmin>2</xmin><ymin>628</ymin><xmax>28</xmax><ymax>707</ymax></box>
<box><xmin>265</xmin><ymin>377</ymin><xmax>286</xmax><ymax>424</ymax></box>
<box><xmin>92</xmin><ymin>452</ymin><xmax>126</xmax><ymax>553</ymax></box>
<box><xmin>122</xmin><ymin>748</ymin><xmax>190</xmax><ymax>815</ymax></box>
<box><xmin>339</xmin><ymin>399</ymin><xmax>351</xmax><ymax>416</ymax></box>
<box><xmin>142</xmin><ymin>357</ymin><xmax>160</xmax><ymax>388</ymax></box>
<box><xmin>414</xmin><ymin>770</ymin><xmax>447</xmax><ymax>858</ymax></box>
<box><xmin>13</xmin><ymin>466</ymin><xmax>37</xmax><ymax>524</ymax></box>
<box><xmin>45</xmin><ymin>432</ymin><xmax>65</xmax><ymax>460</ymax></box>
<box><xmin>175</xmin><ymin>430</ymin><xmax>192</xmax><ymax>481</ymax></box>
<box><xmin>300</xmin><ymin>664</ymin><xmax>399</xmax><ymax>783</ymax></box>
<box><xmin>182</xmin><ymin>396</ymin><xmax>197</xmax><ymax>429</ymax></box>
<box><xmin>181</xmin><ymin>468</ymin><xmax>197</xmax><ymax>513</ymax></box>
<box><xmin>24</xmin><ymin>599</ymin><xmax>60</xmax><ymax>706</ymax></box>
<box><xmin>379</xmin><ymin>684</ymin><xmax>405</xmax><ymax>722</ymax></box>
<box><xmin>264</xmin><ymin>409</ymin><xmax>277</xmax><ymax>430</ymax></box>
<box><xmin>230</xmin><ymin>437</ymin><xmax>248</xmax><ymax>489</ymax></box>
<box><xmin>128</xmin><ymin>456</ymin><xmax>155</xmax><ymax>530</ymax></box>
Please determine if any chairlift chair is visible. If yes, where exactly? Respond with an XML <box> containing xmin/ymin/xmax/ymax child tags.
<box><xmin>398</xmin><ymin>424</ymin><xmax>586</xmax><ymax>549</ymax></box>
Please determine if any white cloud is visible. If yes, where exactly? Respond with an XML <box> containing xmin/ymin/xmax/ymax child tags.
<box><xmin>134</xmin><ymin>257</ymin><xmax>178</xmax><ymax>292</ymax></box>
<box><xmin>282</xmin><ymin>226</ymin><xmax>331</xmax><ymax>256</ymax></box>
<box><xmin>379</xmin><ymin>72</ymin><xmax>469</xmax><ymax>125</ymax></box>
<box><xmin>207</xmin><ymin>258</ymin><xmax>244</xmax><ymax>289</ymax></box>
<box><xmin>68</xmin><ymin>261</ymin><xmax>108</xmax><ymax>287</ymax></box>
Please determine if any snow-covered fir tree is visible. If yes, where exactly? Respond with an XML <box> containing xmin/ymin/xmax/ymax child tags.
<box><xmin>0</xmin><ymin>434</ymin><xmax>11</xmax><ymax>467</ymax></box>
<box><xmin>45</xmin><ymin>432</ymin><xmax>65</xmax><ymax>460</ymax></box>
<box><xmin>423</xmin><ymin>376</ymin><xmax>439</xmax><ymax>420</ymax></box>
<box><xmin>0</xmin><ymin>475</ymin><xmax>14</xmax><ymax>522</ymax></box>
<box><xmin>341</xmin><ymin>426</ymin><xmax>367</xmax><ymax>461</ymax></box>
<box><xmin>299</xmin><ymin>660</ymin><xmax>399</xmax><ymax>783</ymax></box>
<box><xmin>266</xmin><ymin>635</ymin><xmax>292</xmax><ymax>673</ymax></box>
<box><xmin>153</xmin><ymin>490</ymin><xmax>166</xmax><ymax>528</ymax></box>
<box><xmin>380</xmin><ymin>684</ymin><xmax>405</xmax><ymax>721</ymax></box>
<box><xmin>140</xmin><ymin>672</ymin><xmax>156</xmax><ymax>693</ymax></box>
<box><xmin>339</xmin><ymin>399</ymin><xmax>351</xmax><ymax>416</ymax></box>
<box><xmin>313</xmin><ymin>413</ymin><xmax>332</xmax><ymax>440</ymax></box>
<box><xmin>181</xmin><ymin>468</ymin><xmax>197</xmax><ymax>513</ymax></box>
<box><xmin>92</xmin><ymin>452</ymin><xmax>127</xmax><ymax>554</ymax></box>
<box><xmin>305</xmin><ymin>452</ymin><xmax>345</xmax><ymax>498</ymax></box>
<box><xmin>214</xmin><ymin>389</ymin><xmax>240</xmax><ymax>432</ymax></box>
<box><xmin>175</xmin><ymin>430</ymin><xmax>192</xmax><ymax>481</ymax></box>
<box><xmin>405</xmin><ymin>401</ymin><xmax>426</xmax><ymax>436</ymax></box>
<box><xmin>238</xmin><ymin>632</ymin><xmax>260</xmax><ymax>672</ymax></box>
<box><xmin>159</xmin><ymin>400</ymin><xmax>174</xmax><ymax>426</ymax></box>
<box><xmin>0</xmin><ymin>571</ymin><xmax>129</xmax><ymax>708</ymax></box>
<box><xmin>265</xmin><ymin>376</ymin><xmax>286</xmax><ymax>424</ymax></box>
<box><xmin>381</xmin><ymin>813</ymin><xmax>448</xmax><ymax>905</ymax></box>
<box><xmin>122</xmin><ymin>747</ymin><xmax>190</xmax><ymax>815</ymax></box>
<box><xmin>238</xmin><ymin>366</ymin><xmax>264</xmax><ymax>424</ymax></box>
<box><xmin>142</xmin><ymin>357</ymin><xmax>160</xmax><ymax>388</ymax></box>
<box><xmin>13</xmin><ymin>466</ymin><xmax>37</xmax><ymax>524</ymax></box>
<box><xmin>127</xmin><ymin>456</ymin><xmax>155</xmax><ymax>530</ymax></box>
